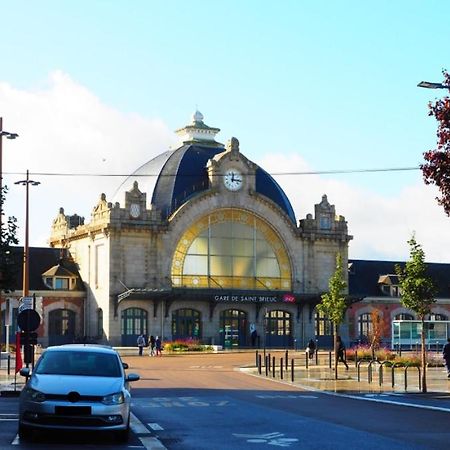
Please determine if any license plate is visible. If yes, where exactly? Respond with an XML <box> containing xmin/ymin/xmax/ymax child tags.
<box><xmin>55</xmin><ymin>406</ymin><xmax>91</xmax><ymax>416</ymax></box>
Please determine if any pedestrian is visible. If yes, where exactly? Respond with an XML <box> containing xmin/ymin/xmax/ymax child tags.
<box><xmin>306</xmin><ymin>339</ymin><xmax>316</xmax><ymax>360</ymax></box>
<box><xmin>155</xmin><ymin>336</ymin><xmax>162</xmax><ymax>357</ymax></box>
<box><xmin>336</xmin><ymin>335</ymin><xmax>349</xmax><ymax>369</ymax></box>
<box><xmin>149</xmin><ymin>335</ymin><xmax>156</xmax><ymax>356</ymax></box>
<box><xmin>137</xmin><ymin>333</ymin><xmax>146</xmax><ymax>356</ymax></box>
<box><xmin>251</xmin><ymin>329</ymin><xmax>258</xmax><ymax>347</ymax></box>
<box><xmin>443</xmin><ymin>338</ymin><xmax>450</xmax><ymax>378</ymax></box>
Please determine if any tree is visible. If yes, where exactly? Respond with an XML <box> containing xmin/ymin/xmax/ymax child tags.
<box><xmin>0</xmin><ymin>186</ymin><xmax>19</xmax><ymax>342</ymax></box>
<box><xmin>421</xmin><ymin>69</ymin><xmax>450</xmax><ymax>215</ymax></box>
<box><xmin>367</xmin><ymin>309</ymin><xmax>388</xmax><ymax>359</ymax></box>
<box><xmin>317</xmin><ymin>253</ymin><xmax>347</xmax><ymax>379</ymax></box>
<box><xmin>395</xmin><ymin>235</ymin><xmax>437</xmax><ymax>393</ymax></box>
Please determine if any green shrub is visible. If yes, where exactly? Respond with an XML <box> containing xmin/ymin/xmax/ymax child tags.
<box><xmin>163</xmin><ymin>338</ymin><xmax>213</xmax><ymax>352</ymax></box>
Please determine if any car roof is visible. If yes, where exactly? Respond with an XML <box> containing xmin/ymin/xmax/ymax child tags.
<box><xmin>44</xmin><ymin>344</ymin><xmax>118</xmax><ymax>355</ymax></box>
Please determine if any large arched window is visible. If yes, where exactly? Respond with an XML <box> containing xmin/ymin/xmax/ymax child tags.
<box><xmin>171</xmin><ymin>209</ymin><xmax>291</xmax><ymax>290</ymax></box>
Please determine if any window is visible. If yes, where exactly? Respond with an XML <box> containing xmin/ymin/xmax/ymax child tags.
<box><xmin>171</xmin><ymin>209</ymin><xmax>291</xmax><ymax>290</ymax></box>
<box><xmin>319</xmin><ymin>215</ymin><xmax>331</xmax><ymax>229</ymax></box>
<box><xmin>428</xmin><ymin>313</ymin><xmax>447</xmax><ymax>321</ymax></box>
<box><xmin>315</xmin><ymin>310</ymin><xmax>332</xmax><ymax>336</ymax></box>
<box><xmin>394</xmin><ymin>313</ymin><xmax>414</xmax><ymax>320</ymax></box>
<box><xmin>54</xmin><ymin>278</ymin><xmax>69</xmax><ymax>290</ymax></box>
<box><xmin>358</xmin><ymin>313</ymin><xmax>372</xmax><ymax>339</ymax></box>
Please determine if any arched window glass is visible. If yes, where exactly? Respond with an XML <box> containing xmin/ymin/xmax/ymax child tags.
<box><xmin>171</xmin><ymin>209</ymin><xmax>291</xmax><ymax>290</ymax></box>
<box><xmin>428</xmin><ymin>313</ymin><xmax>447</xmax><ymax>321</ymax></box>
<box><xmin>172</xmin><ymin>308</ymin><xmax>201</xmax><ymax>340</ymax></box>
<box><xmin>358</xmin><ymin>313</ymin><xmax>372</xmax><ymax>340</ymax></box>
<box><xmin>394</xmin><ymin>313</ymin><xmax>414</xmax><ymax>320</ymax></box>
<box><xmin>315</xmin><ymin>310</ymin><xmax>332</xmax><ymax>336</ymax></box>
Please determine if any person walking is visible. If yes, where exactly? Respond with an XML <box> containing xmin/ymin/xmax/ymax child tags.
<box><xmin>443</xmin><ymin>338</ymin><xmax>450</xmax><ymax>378</ymax></box>
<box><xmin>337</xmin><ymin>335</ymin><xmax>349</xmax><ymax>369</ymax></box>
<box><xmin>306</xmin><ymin>339</ymin><xmax>316</xmax><ymax>360</ymax></box>
<box><xmin>137</xmin><ymin>333</ymin><xmax>146</xmax><ymax>356</ymax></box>
<box><xmin>149</xmin><ymin>335</ymin><xmax>156</xmax><ymax>356</ymax></box>
<box><xmin>155</xmin><ymin>336</ymin><xmax>162</xmax><ymax>357</ymax></box>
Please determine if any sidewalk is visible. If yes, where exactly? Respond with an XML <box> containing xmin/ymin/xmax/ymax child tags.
<box><xmin>243</xmin><ymin>350</ymin><xmax>450</xmax><ymax>412</ymax></box>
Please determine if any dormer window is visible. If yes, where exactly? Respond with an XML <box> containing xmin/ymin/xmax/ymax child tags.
<box><xmin>42</xmin><ymin>261</ymin><xmax>78</xmax><ymax>291</ymax></box>
<box><xmin>378</xmin><ymin>274</ymin><xmax>401</xmax><ymax>297</ymax></box>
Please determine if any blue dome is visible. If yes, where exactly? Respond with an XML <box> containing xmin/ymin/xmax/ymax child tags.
<box><xmin>114</xmin><ymin>143</ymin><xmax>296</xmax><ymax>224</ymax></box>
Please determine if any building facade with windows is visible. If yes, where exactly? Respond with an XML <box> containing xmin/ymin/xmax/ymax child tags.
<box><xmin>47</xmin><ymin>112</ymin><xmax>352</xmax><ymax>348</ymax></box>
<box><xmin>0</xmin><ymin>247</ymin><xmax>85</xmax><ymax>348</ymax></box>
<box><xmin>347</xmin><ymin>260</ymin><xmax>450</xmax><ymax>349</ymax></box>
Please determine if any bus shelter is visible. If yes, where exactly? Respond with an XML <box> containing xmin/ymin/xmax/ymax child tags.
<box><xmin>392</xmin><ymin>320</ymin><xmax>450</xmax><ymax>350</ymax></box>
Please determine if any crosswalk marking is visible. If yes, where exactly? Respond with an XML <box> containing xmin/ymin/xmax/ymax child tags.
<box><xmin>148</xmin><ymin>423</ymin><xmax>164</xmax><ymax>431</ymax></box>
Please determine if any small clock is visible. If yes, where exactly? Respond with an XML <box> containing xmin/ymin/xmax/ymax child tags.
<box><xmin>130</xmin><ymin>203</ymin><xmax>141</xmax><ymax>218</ymax></box>
<box><xmin>224</xmin><ymin>169</ymin><xmax>243</xmax><ymax>191</ymax></box>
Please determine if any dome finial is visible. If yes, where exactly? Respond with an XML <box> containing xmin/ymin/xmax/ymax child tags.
<box><xmin>192</xmin><ymin>110</ymin><xmax>204</xmax><ymax>124</ymax></box>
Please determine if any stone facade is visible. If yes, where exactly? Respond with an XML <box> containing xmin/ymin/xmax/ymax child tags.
<box><xmin>49</xmin><ymin>113</ymin><xmax>352</xmax><ymax>348</ymax></box>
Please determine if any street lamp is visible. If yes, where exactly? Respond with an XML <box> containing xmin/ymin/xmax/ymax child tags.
<box><xmin>0</xmin><ymin>117</ymin><xmax>19</xmax><ymax>236</ymax></box>
<box><xmin>15</xmin><ymin>170</ymin><xmax>40</xmax><ymax>296</ymax></box>
<box><xmin>417</xmin><ymin>81</ymin><xmax>450</xmax><ymax>90</ymax></box>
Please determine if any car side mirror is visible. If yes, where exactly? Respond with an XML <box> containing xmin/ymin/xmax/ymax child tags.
<box><xmin>126</xmin><ymin>373</ymin><xmax>140</xmax><ymax>382</ymax></box>
<box><xmin>20</xmin><ymin>367</ymin><xmax>30</xmax><ymax>378</ymax></box>
<box><xmin>122</xmin><ymin>362</ymin><xmax>129</xmax><ymax>370</ymax></box>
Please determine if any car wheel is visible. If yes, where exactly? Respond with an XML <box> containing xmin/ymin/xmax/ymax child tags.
<box><xmin>18</xmin><ymin>423</ymin><xmax>33</xmax><ymax>441</ymax></box>
<box><xmin>115</xmin><ymin>427</ymin><xmax>130</xmax><ymax>443</ymax></box>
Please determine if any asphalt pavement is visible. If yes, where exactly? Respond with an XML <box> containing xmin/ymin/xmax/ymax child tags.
<box><xmin>2</xmin><ymin>348</ymin><xmax>450</xmax><ymax>413</ymax></box>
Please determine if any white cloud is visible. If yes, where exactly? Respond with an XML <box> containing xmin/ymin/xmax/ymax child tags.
<box><xmin>1</xmin><ymin>71</ymin><xmax>175</xmax><ymax>246</ymax></box>
<box><xmin>259</xmin><ymin>153</ymin><xmax>450</xmax><ymax>263</ymax></box>
<box><xmin>2</xmin><ymin>73</ymin><xmax>449</xmax><ymax>263</ymax></box>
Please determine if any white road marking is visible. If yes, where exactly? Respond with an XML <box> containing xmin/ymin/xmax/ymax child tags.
<box><xmin>256</xmin><ymin>394</ymin><xmax>318</xmax><ymax>399</ymax></box>
<box><xmin>0</xmin><ymin>418</ymin><xmax>17</xmax><ymax>421</ymax></box>
<box><xmin>233</xmin><ymin>432</ymin><xmax>299</xmax><ymax>447</ymax></box>
<box><xmin>131</xmin><ymin>412</ymin><xmax>151</xmax><ymax>435</ymax></box>
<box><xmin>148</xmin><ymin>423</ymin><xmax>164</xmax><ymax>430</ymax></box>
<box><xmin>11</xmin><ymin>435</ymin><xmax>19</xmax><ymax>445</ymax></box>
<box><xmin>139</xmin><ymin>436</ymin><xmax>168</xmax><ymax>450</ymax></box>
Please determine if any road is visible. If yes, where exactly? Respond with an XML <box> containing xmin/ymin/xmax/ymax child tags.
<box><xmin>0</xmin><ymin>351</ymin><xmax>449</xmax><ymax>449</ymax></box>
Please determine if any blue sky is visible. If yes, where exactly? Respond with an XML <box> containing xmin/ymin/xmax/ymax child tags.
<box><xmin>1</xmin><ymin>1</ymin><xmax>450</xmax><ymax>261</ymax></box>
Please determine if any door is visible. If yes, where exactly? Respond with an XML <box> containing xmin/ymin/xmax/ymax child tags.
<box><xmin>220</xmin><ymin>309</ymin><xmax>248</xmax><ymax>348</ymax></box>
<box><xmin>48</xmin><ymin>309</ymin><xmax>76</xmax><ymax>346</ymax></box>
<box><xmin>264</xmin><ymin>310</ymin><xmax>292</xmax><ymax>348</ymax></box>
<box><xmin>121</xmin><ymin>308</ymin><xmax>148</xmax><ymax>346</ymax></box>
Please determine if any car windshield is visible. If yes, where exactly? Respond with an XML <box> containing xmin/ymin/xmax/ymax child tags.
<box><xmin>35</xmin><ymin>351</ymin><xmax>122</xmax><ymax>377</ymax></box>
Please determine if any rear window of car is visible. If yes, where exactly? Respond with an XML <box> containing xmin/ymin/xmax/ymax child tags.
<box><xmin>35</xmin><ymin>351</ymin><xmax>122</xmax><ymax>377</ymax></box>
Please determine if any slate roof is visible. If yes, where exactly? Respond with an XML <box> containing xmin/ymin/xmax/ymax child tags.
<box><xmin>7</xmin><ymin>247</ymin><xmax>85</xmax><ymax>293</ymax></box>
<box><xmin>113</xmin><ymin>143</ymin><xmax>297</xmax><ymax>223</ymax></box>
<box><xmin>348</xmin><ymin>259</ymin><xmax>450</xmax><ymax>298</ymax></box>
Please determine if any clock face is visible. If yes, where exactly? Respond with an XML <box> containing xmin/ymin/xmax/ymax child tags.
<box><xmin>223</xmin><ymin>169</ymin><xmax>243</xmax><ymax>191</ymax></box>
<box><xmin>130</xmin><ymin>203</ymin><xmax>141</xmax><ymax>218</ymax></box>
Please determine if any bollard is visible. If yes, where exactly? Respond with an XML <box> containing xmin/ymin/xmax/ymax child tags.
<box><xmin>305</xmin><ymin>352</ymin><xmax>309</xmax><ymax>369</ymax></box>
<box><xmin>315</xmin><ymin>348</ymin><xmax>318</xmax><ymax>364</ymax></box>
<box><xmin>258</xmin><ymin>354</ymin><xmax>262</xmax><ymax>374</ymax></box>
<box><xmin>329</xmin><ymin>351</ymin><xmax>332</xmax><ymax>369</ymax></box>
<box><xmin>268</xmin><ymin>354</ymin><xmax>271</xmax><ymax>371</ymax></box>
<box><xmin>7</xmin><ymin>354</ymin><xmax>11</xmax><ymax>375</ymax></box>
<box><xmin>280</xmin><ymin>358</ymin><xmax>283</xmax><ymax>380</ymax></box>
<box><xmin>285</xmin><ymin>350</ymin><xmax>288</xmax><ymax>370</ymax></box>
<box><xmin>355</xmin><ymin>351</ymin><xmax>358</xmax><ymax>368</ymax></box>
<box><xmin>272</xmin><ymin>356</ymin><xmax>276</xmax><ymax>378</ymax></box>
<box><xmin>265</xmin><ymin>356</ymin><xmax>269</xmax><ymax>376</ymax></box>
<box><xmin>256</xmin><ymin>350</ymin><xmax>258</xmax><ymax>367</ymax></box>
<box><xmin>291</xmin><ymin>358</ymin><xmax>294</xmax><ymax>382</ymax></box>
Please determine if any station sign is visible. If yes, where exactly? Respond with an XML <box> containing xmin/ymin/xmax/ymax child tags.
<box><xmin>18</xmin><ymin>296</ymin><xmax>34</xmax><ymax>314</ymax></box>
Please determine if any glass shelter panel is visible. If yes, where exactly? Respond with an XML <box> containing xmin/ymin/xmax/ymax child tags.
<box><xmin>391</xmin><ymin>320</ymin><xmax>450</xmax><ymax>350</ymax></box>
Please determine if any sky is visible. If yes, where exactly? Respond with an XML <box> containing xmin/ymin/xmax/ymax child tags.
<box><xmin>1</xmin><ymin>0</ymin><xmax>450</xmax><ymax>262</ymax></box>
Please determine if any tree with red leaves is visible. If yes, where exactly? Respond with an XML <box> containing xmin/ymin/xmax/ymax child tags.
<box><xmin>421</xmin><ymin>70</ymin><xmax>450</xmax><ymax>215</ymax></box>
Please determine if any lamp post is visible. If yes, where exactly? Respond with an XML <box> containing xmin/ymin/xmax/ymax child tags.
<box><xmin>0</xmin><ymin>118</ymin><xmax>18</xmax><ymax>353</ymax></box>
<box><xmin>0</xmin><ymin>117</ymin><xmax>19</xmax><ymax>233</ymax></box>
<box><xmin>15</xmin><ymin>170</ymin><xmax>40</xmax><ymax>296</ymax></box>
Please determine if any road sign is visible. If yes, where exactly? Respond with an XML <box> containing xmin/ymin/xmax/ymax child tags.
<box><xmin>18</xmin><ymin>296</ymin><xmax>34</xmax><ymax>314</ymax></box>
<box><xmin>17</xmin><ymin>309</ymin><xmax>41</xmax><ymax>332</ymax></box>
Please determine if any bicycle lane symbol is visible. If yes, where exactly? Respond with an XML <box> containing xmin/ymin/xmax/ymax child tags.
<box><xmin>233</xmin><ymin>432</ymin><xmax>299</xmax><ymax>447</ymax></box>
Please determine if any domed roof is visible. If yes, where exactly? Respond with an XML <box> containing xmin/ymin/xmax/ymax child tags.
<box><xmin>113</xmin><ymin>113</ymin><xmax>296</xmax><ymax>224</ymax></box>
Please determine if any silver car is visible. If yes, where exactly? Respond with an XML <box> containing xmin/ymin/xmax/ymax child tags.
<box><xmin>18</xmin><ymin>344</ymin><xmax>139</xmax><ymax>442</ymax></box>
